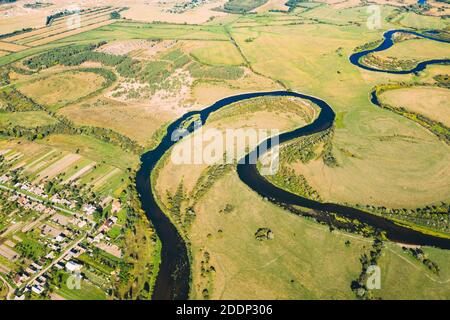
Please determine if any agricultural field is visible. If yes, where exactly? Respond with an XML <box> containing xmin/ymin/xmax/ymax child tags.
<box><xmin>0</xmin><ymin>0</ymin><xmax>449</xmax><ymax>303</ymax></box>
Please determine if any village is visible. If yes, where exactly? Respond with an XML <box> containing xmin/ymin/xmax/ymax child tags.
<box><xmin>0</xmin><ymin>164</ymin><xmax>125</xmax><ymax>300</ymax></box>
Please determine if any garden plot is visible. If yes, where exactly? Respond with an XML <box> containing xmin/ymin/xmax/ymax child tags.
<box><xmin>33</xmin><ymin>153</ymin><xmax>81</xmax><ymax>183</ymax></box>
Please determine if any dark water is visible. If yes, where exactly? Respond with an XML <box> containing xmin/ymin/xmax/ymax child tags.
<box><xmin>349</xmin><ymin>29</ymin><xmax>450</xmax><ymax>73</ymax></box>
<box><xmin>136</xmin><ymin>89</ymin><xmax>450</xmax><ymax>300</ymax></box>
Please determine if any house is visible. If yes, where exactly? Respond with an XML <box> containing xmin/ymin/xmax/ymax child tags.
<box><xmin>54</xmin><ymin>233</ymin><xmax>66</xmax><ymax>243</ymax></box>
<box><xmin>111</xmin><ymin>199</ymin><xmax>121</xmax><ymax>214</ymax></box>
<box><xmin>82</xmin><ymin>204</ymin><xmax>97</xmax><ymax>216</ymax></box>
<box><xmin>31</xmin><ymin>262</ymin><xmax>43</xmax><ymax>270</ymax></box>
<box><xmin>77</xmin><ymin>220</ymin><xmax>87</xmax><ymax>228</ymax></box>
<box><xmin>93</xmin><ymin>233</ymin><xmax>104</xmax><ymax>243</ymax></box>
<box><xmin>65</xmin><ymin>261</ymin><xmax>82</xmax><ymax>273</ymax></box>
<box><xmin>31</xmin><ymin>285</ymin><xmax>44</xmax><ymax>295</ymax></box>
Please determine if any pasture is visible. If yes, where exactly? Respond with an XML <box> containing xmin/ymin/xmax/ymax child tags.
<box><xmin>0</xmin><ymin>111</ymin><xmax>58</xmax><ymax>128</ymax></box>
<box><xmin>379</xmin><ymin>86</ymin><xmax>450</xmax><ymax>127</ymax></box>
<box><xmin>17</xmin><ymin>70</ymin><xmax>107</xmax><ymax>109</ymax></box>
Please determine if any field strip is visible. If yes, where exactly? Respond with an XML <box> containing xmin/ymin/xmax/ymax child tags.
<box><xmin>27</xmin><ymin>20</ymin><xmax>116</xmax><ymax>47</ymax></box>
<box><xmin>47</xmin><ymin>6</ymin><xmax>114</xmax><ymax>27</ymax></box>
<box><xmin>48</xmin><ymin>6</ymin><xmax>116</xmax><ymax>27</ymax></box>
<box><xmin>6</xmin><ymin>153</ymin><xmax>23</xmax><ymax>163</ymax></box>
<box><xmin>21</xmin><ymin>212</ymin><xmax>53</xmax><ymax>233</ymax></box>
<box><xmin>0</xmin><ymin>149</ymin><xmax>12</xmax><ymax>156</ymax></box>
<box><xmin>27</xmin><ymin>155</ymin><xmax>60</xmax><ymax>174</ymax></box>
<box><xmin>0</xmin><ymin>41</ymin><xmax>30</xmax><ymax>52</ymax></box>
<box><xmin>3</xmin><ymin>6</ymin><xmax>113</xmax><ymax>43</ymax></box>
<box><xmin>0</xmin><ymin>263</ymin><xmax>10</xmax><ymax>273</ymax></box>
<box><xmin>17</xmin><ymin>8</ymin><xmax>120</xmax><ymax>45</ymax></box>
<box><xmin>21</xmin><ymin>13</ymin><xmax>114</xmax><ymax>46</ymax></box>
<box><xmin>92</xmin><ymin>167</ymin><xmax>121</xmax><ymax>189</ymax></box>
<box><xmin>63</xmin><ymin>162</ymin><xmax>96</xmax><ymax>184</ymax></box>
<box><xmin>33</xmin><ymin>153</ymin><xmax>81</xmax><ymax>183</ymax></box>
<box><xmin>4</xmin><ymin>151</ymin><xmax>21</xmax><ymax>161</ymax></box>
<box><xmin>0</xmin><ymin>219</ymin><xmax>23</xmax><ymax>238</ymax></box>
<box><xmin>0</xmin><ymin>244</ymin><xmax>18</xmax><ymax>260</ymax></box>
<box><xmin>23</xmin><ymin>149</ymin><xmax>56</xmax><ymax>171</ymax></box>
<box><xmin>11</xmin><ymin>159</ymin><xmax>28</xmax><ymax>170</ymax></box>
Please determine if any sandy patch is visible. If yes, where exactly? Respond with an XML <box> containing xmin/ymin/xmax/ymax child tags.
<box><xmin>95</xmin><ymin>242</ymin><xmax>122</xmax><ymax>258</ymax></box>
<box><xmin>97</xmin><ymin>39</ymin><xmax>176</xmax><ymax>60</ymax></box>
<box><xmin>109</xmin><ymin>69</ymin><xmax>197</xmax><ymax>115</ymax></box>
<box><xmin>0</xmin><ymin>41</ymin><xmax>29</xmax><ymax>52</ymax></box>
<box><xmin>0</xmin><ymin>244</ymin><xmax>19</xmax><ymax>260</ymax></box>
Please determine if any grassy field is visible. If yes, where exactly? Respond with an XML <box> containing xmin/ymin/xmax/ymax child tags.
<box><xmin>56</xmin><ymin>279</ymin><xmax>107</xmax><ymax>300</ymax></box>
<box><xmin>372</xmin><ymin>38</ymin><xmax>450</xmax><ymax>62</ymax></box>
<box><xmin>53</xmin><ymin>22</ymin><xmax>230</xmax><ymax>44</ymax></box>
<box><xmin>0</xmin><ymin>111</ymin><xmax>58</xmax><ymax>128</ymax></box>
<box><xmin>188</xmin><ymin>172</ymin><xmax>450</xmax><ymax>299</ymax></box>
<box><xmin>188</xmin><ymin>41</ymin><xmax>245</xmax><ymax>66</ymax></box>
<box><xmin>396</xmin><ymin>11</ymin><xmax>450</xmax><ymax>29</ymax></box>
<box><xmin>17</xmin><ymin>70</ymin><xmax>106</xmax><ymax>110</ymax></box>
<box><xmin>59</xmin><ymin>98</ymin><xmax>174</xmax><ymax>148</ymax></box>
<box><xmin>379</xmin><ymin>86</ymin><xmax>450</xmax><ymax>127</ymax></box>
<box><xmin>223</xmin><ymin>0</ymin><xmax>269</xmax><ymax>13</ymax></box>
<box><xmin>227</xmin><ymin>16</ymin><xmax>450</xmax><ymax>209</ymax></box>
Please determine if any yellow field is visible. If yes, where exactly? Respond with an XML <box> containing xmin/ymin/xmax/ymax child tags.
<box><xmin>0</xmin><ymin>41</ymin><xmax>29</xmax><ymax>52</ymax></box>
<box><xmin>4</xmin><ymin>7</ymin><xmax>116</xmax><ymax>44</ymax></box>
<box><xmin>18</xmin><ymin>70</ymin><xmax>105</xmax><ymax>108</ymax></box>
<box><xmin>187</xmin><ymin>41</ymin><xmax>245</xmax><ymax>66</ymax></box>
<box><xmin>291</xmin><ymin>109</ymin><xmax>450</xmax><ymax>208</ymax></box>
<box><xmin>59</xmin><ymin>98</ymin><xmax>175</xmax><ymax>147</ymax></box>
<box><xmin>0</xmin><ymin>111</ymin><xmax>58</xmax><ymax>128</ymax></box>
<box><xmin>373</xmin><ymin>38</ymin><xmax>450</xmax><ymax>62</ymax></box>
<box><xmin>26</xmin><ymin>20</ymin><xmax>115</xmax><ymax>47</ymax></box>
<box><xmin>191</xmin><ymin>68</ymin><xmax>281</xmax><ymax>106</ymax></box>
<box><xmin>380</xmin><ymin>86</ymin><xmax>450</xmax><ymax>127</ymax></box>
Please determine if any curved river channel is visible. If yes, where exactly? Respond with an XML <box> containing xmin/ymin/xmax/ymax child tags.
<box><xmin>136</xmin><ymin>30</ymin><xmax>450</xmax><ymax>300</ymax></box>
<box><xmin>349</xmin><ymin>29</ymin><xmax>450</xmax><ymax>73</ymax></box>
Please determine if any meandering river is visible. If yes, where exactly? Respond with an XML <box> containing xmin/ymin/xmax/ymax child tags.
<box><xmin>136</xmin><ymin>30</ymin><xmax>450</xmax><ymax>300</ymax></box>
<box><xmin>349</xmin><ymin>29</ymin><xmax>450</xmax><ymax>73</ymax></box>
